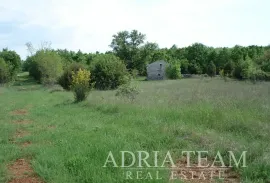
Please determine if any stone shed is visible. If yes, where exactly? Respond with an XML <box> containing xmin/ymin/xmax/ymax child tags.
<box><xmin>146</xmin><ymin>60</ymin><xmax>169</xmax><ymax>80</ymax></box>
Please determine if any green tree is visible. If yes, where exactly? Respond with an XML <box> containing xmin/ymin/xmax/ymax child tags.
<box><xmin>0</xmin><ymin>58</ymin><xmax>10</xmax><ymax>84</ymax></box>
<box><xmin>207</xmin><ymin>49</ymin><xmax>218</xmax><ymax>72</ymax></box>
<box><xmin>207</xmin><ymin>61</ymin><xmax>216</xmax><ymax>77</ymax></box>
<box><xmin>29</xmin><ymin>50</ymin><xmax>63</xmax><ymax>84</ymax></box>
<box><xmin>59</xmin><ymin>62</ymin><xmax>86</xmax><ymax>90</ymax></box>
<box><xmin>231</xmin><ymin>45</ymin><xmax>246</xmax><ymax>63</ymax></box>
<box><xmin>0</xmin><ymin>48</ymin><xmax>21</xmax><ymax>79</ymax></box>
<box><xmin>90</xmin><ymin>54</ymin><xmax>130</xmax><ymax>90</ymax></box>
<box><xmin>186</xmin><ymin>43</ymin><xmax>209</xmax><ymax>73</ymax></box>
<box><xmin>110</xmin><ymin>30</ymin><xmax>145</xmax><ymax>70</ymax></box>
<box><xmin>256</xmin><ymin>49</ymin><xmax>270</xmax><ymax>72</ymax></box>
<box><xmin>216</xmin><ymin>48</ymin><xmax>231</xmax><ymax>70</ymax></box>
<box><xmin>166</xmin><ymin>61</ymin><xmax>181</xmax><ymax>79</ymax></box>
<box><xmin>223</xmin><ymin>61</ymin><xmax>235</xmax><ymax>76</ymax></box>
<box><xmin>180</xmin><ymin>59</ymin><xmax>189</xmax><ymax>74</ymax></box>
<box><xmin>137</xmin><ymin>42</ymin><xmax>159</xmax><ymax>75</ymax></box>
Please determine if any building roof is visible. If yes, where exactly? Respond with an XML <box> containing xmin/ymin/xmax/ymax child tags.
<box><xmin>147</xmin><ymin>60</ymin><xmax>167</xmax><ymax>66</ymax></box>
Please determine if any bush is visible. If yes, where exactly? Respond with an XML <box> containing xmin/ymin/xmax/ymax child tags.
<box><xmin>29</xmin><ymin>51</ymin><xmax>63</xmax><ymax>85</ymax></box>
<box><xmin>231</xmin><ymin>57</ymin><xmax>270</xmax><ymax>82</ymax></box>
<box><xmin>232</xmin><ymin>59</ymin><xmax>250</xmax><ymax>80</ymax></box>
<box><xmin>71</xmin><ymin>68</ymin><xmax>91</xmax><ymax>102</ymax></box>
<box><xmin>244</xmin><ymin>68</ymin><xmax>270</xmax><ymax>82</ymax></box>
<box><xmin>166</xmin><ymin>62</ymin><xmax>181</xmax><ymax>79</ymax></box>
<box><xmin>0</xmin><ymin>48</ymin><xmax>21</xmax><ymax>79</ymax></box>
<box><xmin>0</xmin><ymin>58</ymin><xmax>10</xmax><ymax>84</ymax></box>
<box><xmin>219</xmin><ymin>69</ymin><xmax>228</xmax><ymax>82</ymax></box>
<box><xmin>256</xmin><ymin>49</ymin><xmax>270</xmax><ymax>72</ymax></box>
<box><xmin>59</xmin><ymin>63</ymin><xmax>86</xmax><ymax>90</ymax></box>
<box><xmin>207</xmin><ymin>61</ymin><xmax>216</xmax><ymax>77</ymax></box>
<box><xmin>115</xmin><ymin>84</ymin><xmax>140</xmax><ymax>101</ymax></box>
<box><xmin>90</xmin><ymin>54</ymin><xmax>130</xmax><ymax>90</ymax></box>
<box><xmin>131</xmin><ymin>69</ymin><xmax>139</xmax><ymax>79</ymax></box>
<box><xmin>22</xmin><ymin>56</ymin><xmax>33</xmax><ymax>72</ymax></box>
<box><xmin>223</xmin><ymin>61</ymin><xmax>235</xmax><ymax>76</ymax></box>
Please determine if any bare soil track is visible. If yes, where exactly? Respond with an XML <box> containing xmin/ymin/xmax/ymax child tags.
<box><xmin>8</xmin><ymin>108</ymin><xmax>44</xmax><ymax>183</ymax></box>
<box><xmin>8</xmin><ymin>159</ymin><xmax>43</xmax><ymax>183</ymax></box>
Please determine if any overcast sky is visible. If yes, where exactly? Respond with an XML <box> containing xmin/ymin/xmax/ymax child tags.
<box><xmin>0</xmin><ymin>0</ymin><xmax>270</xmax><ymax>59</ymax></box>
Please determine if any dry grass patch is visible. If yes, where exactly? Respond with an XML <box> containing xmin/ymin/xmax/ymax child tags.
<box><xmin>12</xmin><ymin>119</ymin><xmax>32</xmax><ymax>125</ymax></box>
<box><xmin>10</xmin><ymin>109</ymin><xmax>28</xmax><ymax>116</ymax></box>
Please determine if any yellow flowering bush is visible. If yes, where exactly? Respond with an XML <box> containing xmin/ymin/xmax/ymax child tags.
<box><xmin>71</xmin><ymin>68</ymin><xmax>91</xmax><ymax>102</ymax></box>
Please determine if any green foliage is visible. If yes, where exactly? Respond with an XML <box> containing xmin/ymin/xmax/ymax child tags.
<box><xmin>223</xmin><ymin>61</ymin><xmax>235</xmax><ymax>76</ymax></box>
<box><xmin>256</xmin><ymin>49</ymin><xmax>270</xmax><ymax>72</ymax></box>
<box><xmin>166</xmin><ymin>62</ymin><xmax>181</xmax><ymax>79</ymax></box>
<box><xmin>232</xmin><ymin>60</ymin><xmax>247</xmax><ymax>79</ymax></box>
<box><xmin>110</xmin><ymin>30</ymin><xmax>146</xmax><ymax>70</ymax></box>
<box><xmin>22</xmin><ymin>56</ymin><xmax>33</xmax><ymax>72</ymax></box>
<box><xmin>59</xmin><ymin>63</ymin><xmax>86</xmax><ymax>90</ymax></box>
<box><xmin>0</xmin><ymin>58</ymin><xmax>10</xmax><ymax>84</ymax></box>
<box><xmin>219</xmin><ymin>69</ymin><xmax>228</xmax><ymax>82</ymax></box>
<box><xmin>90</xmin><ymin>54</ymin><xmax>130</xmax><ymax>90</ymax></box>
<box><xmin>189</xmin><ymin>63</ymin><xmax>203</xmax><ymax>74</ymax></box>
<box><xmin>130</xmin><ymin>69</ymin><xmax>139</xmax><ymax>79</ymax></box>
<box><xmin>1</xmin><ymin>76</ymin><xmax>270</xmax><ymax>182</ymax></box>
<box><xmin>217</xmin><ymin>48</ymin><xmax>231</xmax><ymax>70</ymax></box>
<box><xmin>29</xmin><ymin>50</ymin><xmax>63</xmax><ymax>85</ymax></box>
<box><xmin>186</xmin><ymin>43</ymin><xmax>208</xmax><ymax>73</ymax></box>
<box><xmin>115</xmin><ymin>84</ymin><xmax>140</xmax><ymax>101</ymax></box>
<box><xmin>231</xmin><ymin>57</ymin><xmax>268</xmax><ymax>81</ymax></box>
<box><xmin>0</xmin><ymin>48</ymin><xmax>21</xmax><ymax>79</ymax></box>
<box><xmin>207</xmin><ymin>61</ymin><xmax>216</xmax><ymax>77</ymax></box>
<box><xmin>180</xmin><ymin>59</ymin><xmax>189</xmax><ymax>74</ymax></box>
<box><xmin>71</xmin><ymin>68</ymin><xmax>91</xmax><ymax>102</ymax></box>
<box><xmin>231</xmin><ymin>45</ymin><xmax>245</xmax><ymax>62</ymax></box>
<box><xmin>2</xmin><ymin>33</ymin><xmax>270</xmax><ymax>81</ymax></box>
<box><xmin>241</xmin><ymin>59</ymin><xmax>270</xmax><ymax>82</ymax></box>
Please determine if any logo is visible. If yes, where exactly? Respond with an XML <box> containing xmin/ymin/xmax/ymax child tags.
<box><xmin>103</xmin><ymin>150</ymin><xmax>247</xmax><ymax>181</ymax></box>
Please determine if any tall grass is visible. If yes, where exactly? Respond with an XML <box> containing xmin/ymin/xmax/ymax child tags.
<box><xmin>0</xmin><ymin>76</ymin><xmax>269</xmax><ymax>182</ymax></box>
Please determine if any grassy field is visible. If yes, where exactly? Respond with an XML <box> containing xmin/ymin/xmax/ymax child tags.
<box><xmin>0</xmin><ymin>73</ymin><xmax>270</xmax><ymax>183</ymax></box>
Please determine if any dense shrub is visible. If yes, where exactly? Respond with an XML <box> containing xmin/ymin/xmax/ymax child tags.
<box><xmin>188</xmin><ymin>63</ymin><xmax>202</xmax><ymax>74</ymax></box>
<box><xmin>22</xmin><ymin>56</ymin><xmax>34</xmax><ymax>72</ymax></box>
<box><xmin>207</xmin><ymin>61</ymin><xmax>216</xmax><ymax>77</ymax></box>
<box><xmin>166</xmin><ymin>62</ymin><xmax>181</xmax><ymax>79</ymax></box>
<box><xmin>0</xmin><ymin>48</ymin><xmax>21</xmax><ymax>79</ymax></box>
<box><xmin>71</xmin><ymin>68</ymin><xmax>91</xmax><ymax>102</ymax></box>
<box><xmin>219</xmin><ymin>69</ymin><xmax>228</xmax><ymax>82</ymax></box>
<box><xmin>29</xmin><ymin>51</ymin><xmax>63</xmax><ymax>85</ymax></box>
<box><xmin>243</xmin><ymin>66</ymin><xmax>270</xmax><ymax>82</ymax></box>
<box><xmin>0</xmin><ymin>58</ymin><xmax>10</xmax><ymax>84</ymax></box>
<box><xmin>256</xmin><ymin>50</ymin><xmax>270</xmax><ymax>72</ymax></box>
<box><xmin>231</xmin><ymin>57</ymin><xmax>270</xmax><ymax>82</ymax></box>
<box><xmin>90</xmin><ymin>54</ymin><xmax>130</xmax><ymax>90</ymax></box>
<box><xmin>223</xmin><ymin>61</ymin><xmax>235</xmax><ymax>76</ymax></box>
<box><xmin>180</xmin><ymin>59</ymin><xmax>189</xmax><ymax>74</ymax></box>
<box><xmin>59</xmin><ymin>63</ymin><xmax>86</xmax><ymax>90</ymax></box>
<box><xmin>130</xmin><ymin>69</ymin><xmax>139</xmax><ymax>79</ymax></box>
<box><xmin>232</xmin><ymin>59</ymin><xmax>250</xmax><ymax>79</ymax></box>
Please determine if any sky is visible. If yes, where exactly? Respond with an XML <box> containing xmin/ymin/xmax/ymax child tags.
<box><xmin>0</xmin><ymin>0</ymin><xmax>270</xmax><ymax>59</ymax></box>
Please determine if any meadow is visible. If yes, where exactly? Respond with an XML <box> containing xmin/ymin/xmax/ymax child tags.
<box><xmin>0</xmin><ymin>74</ymin><xmax>269</xmax><ymax>183</ymax></box>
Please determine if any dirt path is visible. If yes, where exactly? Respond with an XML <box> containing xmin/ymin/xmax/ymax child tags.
<box><xmin>8</xmin><ymin>108</ymin><xmax>44</xmax><ymax>183</ymax></box>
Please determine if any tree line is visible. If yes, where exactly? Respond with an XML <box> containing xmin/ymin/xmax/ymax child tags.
<box><xmin>1</xmin><ymin>29</ymin><xmax>270</xmax><ymax>85</ymax></box>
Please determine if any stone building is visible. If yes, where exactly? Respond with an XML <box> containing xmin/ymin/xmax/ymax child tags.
<box><xmin>146</xmin><ymin>60</ymin><xmax>168</xmax><ymax>80</ymax></box>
